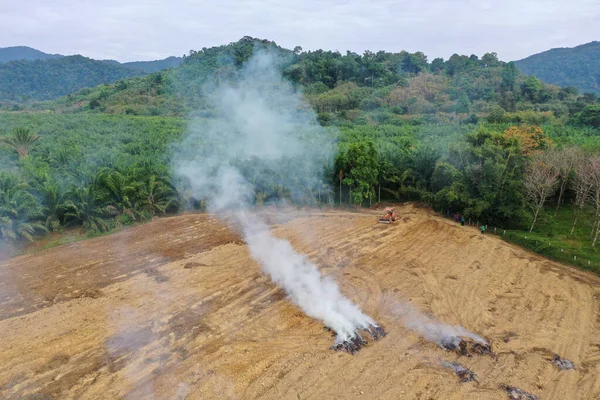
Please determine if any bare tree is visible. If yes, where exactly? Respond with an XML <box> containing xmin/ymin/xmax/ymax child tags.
<box><xmin>588</xmin><ymin>156</ymin><xmax>600</xmax><ymax>247</ymax></box>
<box><xmin>569</xmin><ymin>159</ymin><xmax>593</xmax><ymax>236</ymax></box>
<box><xmin>547</xmin><ymin>147</ymin><xmax>581</xmax><ymax>217</ymax></box>
<box><xmin>524</xmin><ymin>156</ymin><xmax>559</xmax><ymax>232</ymax></box>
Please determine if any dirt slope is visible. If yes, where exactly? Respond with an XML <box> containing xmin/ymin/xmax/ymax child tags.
<box><xmin>1</xmin><ymin>204</ymin><xmax>599</xmax><ymax>400</ymax></box>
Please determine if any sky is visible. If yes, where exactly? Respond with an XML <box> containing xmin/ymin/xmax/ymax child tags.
<box><xmin>0</xmin><ymin>0</ymin><xmax>598</xmax><ymax>63</ymax></box>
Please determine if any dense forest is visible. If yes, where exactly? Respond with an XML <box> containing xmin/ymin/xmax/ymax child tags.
<box><xmin>0</xmin><ymin>56</ymin><xmax>144</xmax><ymax>102</ymax></box>
<box><xmin>120</xmin><ymin>56</ymin><xmax>183</xmax><ymax>73</ymax></box>
<box><xmin>1</xmin><ymin>37</ymin><xmax>600</xmax><ymax>270</ymax></box>
<box><xmin>515</xmin><ymin>41</ymin><xmax>600</xmax><ymax>96</ymax></box>
<box><xmin>0</xmin><ymin>52</ymin><xmax>183</xmax><ymax>103</ymax></box>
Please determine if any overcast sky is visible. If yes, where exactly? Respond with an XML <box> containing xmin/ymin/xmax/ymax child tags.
<box><xmin>0</xmin><ymin>0</ymin><xmax>598</xmax><ymax>62</ymax></box>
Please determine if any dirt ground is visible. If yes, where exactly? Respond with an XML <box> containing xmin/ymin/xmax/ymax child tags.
<box><xmin>1</xmin><ymin>204</ymin><xmax>599</xmax><ymax>400</ymax></box>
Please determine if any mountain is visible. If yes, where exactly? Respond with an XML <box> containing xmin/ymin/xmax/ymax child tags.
<box><xmin>515</xmin><ymin>41</ymin><xmax>600</xmax><ymax>95</ymax></box>
<box><xmin>28</xmin><ymin>36</ymin><xmax>595</xmax><ymax>125</ymax></box>
<box><xmin>0</xmin><ymin>46</ymin><xmax>64</xmax><ymax>63</ymax></box>
<box><xmin>123</xmin><ymin>56</ymin><xmax>183</xmax><ymax>73</ymax></box>
<box><xmin>0</xmin><ymin>55</ymin><xmax>143</xmax><ymax>101</ymax></box>
<box><xmin>0</xmin><ymin>46</ymin><xmax>183</xmax><ymax>101</ymax></box>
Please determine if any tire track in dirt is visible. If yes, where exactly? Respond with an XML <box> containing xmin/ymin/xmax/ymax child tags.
<box><xmin>1</xmin><ymin>205</ymin><xmax>600</xmax><ymax>399</ymax></box>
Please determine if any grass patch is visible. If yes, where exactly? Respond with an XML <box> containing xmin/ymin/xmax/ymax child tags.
<box><xmin>494</xmin><ymin>205</ymin><xmax>600</xmax><ymax>275</ymax></box>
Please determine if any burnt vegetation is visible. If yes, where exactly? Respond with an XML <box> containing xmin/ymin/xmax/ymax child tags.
<box><xmin>330</xmin><ymin>324</ymin><xmax>387</xmax><ymax>354</ymax></box>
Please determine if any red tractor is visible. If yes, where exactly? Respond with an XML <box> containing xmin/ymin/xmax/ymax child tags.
<box><xmin>379</xmin><ymin>207</ymin><xmax>397</xmax><ymax>224</ymax></box>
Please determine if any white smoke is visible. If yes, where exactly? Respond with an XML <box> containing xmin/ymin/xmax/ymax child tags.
<box><xmin>173</xmin><ymin>50</ymin><xmax>375</xmax><ymax>342</ymax></box>
<box><xmin>388</xmin><ymin>298</ymin><xmax>486</xmax><ymax>346</ymax></box>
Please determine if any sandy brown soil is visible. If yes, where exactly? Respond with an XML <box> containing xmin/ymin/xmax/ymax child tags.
<box><xmin>1</xmin><ymin>204</ymin><xmax>599</xmax><ymax>400</ymax></box>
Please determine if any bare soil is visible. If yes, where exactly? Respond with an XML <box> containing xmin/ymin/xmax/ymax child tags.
<box><xmin>1</xmin><ymin>204</ymin><xmax>599</xmax><ymax>399</ymax></box>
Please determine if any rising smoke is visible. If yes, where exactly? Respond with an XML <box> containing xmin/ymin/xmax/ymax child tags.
<box><xmin>173</xmin><ymin>51</ymin><xmax>378</xmax><ymax>344</ymax></box>
<box><xmin>387</xmin><ymin>298</ymin><xmax>486</xmax><ymax>347</ymax></box>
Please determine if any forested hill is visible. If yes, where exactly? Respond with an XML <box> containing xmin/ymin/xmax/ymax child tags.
<box><xmin>122</xmin><ymin>56</ymin><xmax>183</xmax><ymax>73</ymax></box>
<box><xmin>0</xmin><ymin>46</ymin><xmax>63</xmax><ymax>63</ymax></box>
<box><xmin>99</xmin><ymin>57</ymin><xmax>183</xmax><ymax>72</ymax></box>
<box><xmin>0</xmin><ymin>48</ymin><xmax>182</xmax><ymax>102</ymax></box>
<box><xmin>30</xmin><ymin>37</ymin><xmax>600</xmax><ymax>130</ymax></box>
<box><xmin>515</xmin><ymin>41</ymin><xmax>600</xmax><ymax>95</ymax></box>
<box><xmin>0</xmin><ymin>55</ymin><xmax>146</xmax><ymax>102</ymax></box>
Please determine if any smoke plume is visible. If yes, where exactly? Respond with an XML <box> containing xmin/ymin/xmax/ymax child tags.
<box><xmin>174</xmin><ymin>51</ymin><xmax>377</xmax><ymax>343</ymax></box>
<box><xmin>388</xmin><ymin>298</ymin><xmax>486</xmax><ymax>347</ymax></box>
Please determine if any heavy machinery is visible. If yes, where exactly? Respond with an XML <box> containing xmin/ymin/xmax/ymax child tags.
<box><xmin>379</xmin><ymin>207</ymin><xmax>397</xmax><ymax>223</ymax></box>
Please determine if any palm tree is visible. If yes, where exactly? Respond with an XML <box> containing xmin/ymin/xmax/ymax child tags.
<box><xmin>0</xmin><ymin>127</ymin><xmax>40</xmax><ymax>158</ymax></box>
<box><xmin>135</xmin><ymin>175</ymin><xmax>178</xmax><ymax>215</ymax></box>
<box><xmin>64</xmin><ymin>185</ymin><xmax>108</xmax><ymax>232</ymax></box>
<box><xmin>101</xmin><ymin>170</ymin><xmax>135</xmax><ymax>213</ymax></box>
<box><xmin>0</xmin><ymin>172</ymin><xmax>46</xmax><ymax>242</ymax></box>
<box><xmin>34</xmin><ymin>176</ymin><xmax>69</xmax><ymax>231</ymax></box>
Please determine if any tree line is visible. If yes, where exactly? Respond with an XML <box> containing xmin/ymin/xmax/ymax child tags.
<box><xmin>1</xmin><ymin>115</ymin><xmax>599</xmax><ymax>249</ymax></box>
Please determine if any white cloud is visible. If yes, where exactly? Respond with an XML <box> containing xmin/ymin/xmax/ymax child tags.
<box><xmin>0</xmin><ymin>0</ymin><xmax>597</xmax><ymax>62</ymax></box>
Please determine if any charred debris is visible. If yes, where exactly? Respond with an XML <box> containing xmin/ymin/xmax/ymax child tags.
<box><xmin>330</xmin><ymin>324</ymin><xmax>387</xmax><ymax>355</ymax></box>
<box><xmin>440</xmin><ymin>335</ymin><xmax>495</xmax><ymax>358</ymax></box>
<box><xmin>441</xmin><ymin>361</ymin><xmax>477</xmax><ymax>383</ymax></box>
<box><xmin>501</xmin><ymin>384</ymin><xmax>538</xmax><ymax>400</ymax></box>
<box><xmin>551</xmin><ymin>354</ymin><xmax>575</xmax><ymax>370</ymax></box>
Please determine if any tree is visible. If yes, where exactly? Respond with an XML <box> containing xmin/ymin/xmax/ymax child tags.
<box><xmin>524</xmin><ymin>156</ymin><xmax>559</xmax><ymax>232</ymax></box>
<box><xmin>430</xmin><ymin>57</ymin><xmax>445</xmax><ymax>73</ymax></box>
<box><xmin>133</xmin><ymin>175</ymin><xmax>178</xmax><ymax>215</ymax></box>
<box><xmin>35</xmin><ymin>175</ymin><xmax>69</xmax><ymax>231</ymax></box>
<box><xmin>0</xmin><ymin>127</ymin><xmax>40</xmax><ymax>158</ymax></box>
<box><xmin>65</xmin><ymin>185</ymin><xmax>108</xmax><ymax>232</ymax></box>
<box><xmin>501</xmin><ymin>62</ymin><xmax>518</xmax><ymax>93</ymax></box>
<box><xmin>589</xmin><ymin>156</ymin><xmax>600</xmax><ymax>247</ymax></box>
<box><xmin>335</xmin><ymin>141</ymin><xmax>379</xmax><ymax>205</ymax></box>
<box><xmin>573</xmin><ymin>104</ymin><xmax>600</xmax><ymax>128</ymax></box>
<box><xmin>504</xmin><ymin>125</ymin><xmax>552</xmax><ymax>156</ymax></box>
<box><xmin>570</xmin><ymin>160</ymin><xmax>593</xmax><ymax>236</ymax></box>
<box><xmin>487</xmin><ymin>106</ymin><xmax>506</xmax><ymax>123</ymax></box>
<box><xmin>522</xmin><ymin>76</ymin><xmax>542</xmax><ymax>101</ymax></box>
<box><xmin>401</xmin><ymin>52</ymin><xmax>428</xmax><ymax>74</ymax></box>
<box><xmin>481</xmin><ymin>52</ymin><xmax>499</xmax><ymax>67</ymax></box>
<box><xmin>546</xmin><ymin>147</ymin><xmax>580</xmax><ymax>217</ymax></box>
<box><xmin>454</xmin><ymin>128</ymin><xmax>526</xmax><ymax>225</ymax></box>
<box><xmin>455</xmin><ymin>93</ymin><xmax>471</xmax><ymax>114</ymax></box>
<box><xmin>101</xmin><ymin>170</ymin><xmax>135</xmax><ymax>214</ymax></box>
<box><xmin>0</xmin><ymin>172</ymin><xmax>46</xmax><ymax>242</ymax></box>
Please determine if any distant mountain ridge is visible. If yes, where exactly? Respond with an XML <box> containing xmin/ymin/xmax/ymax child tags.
<box><xmin>0</xmin><ymin>46</ymin><xmax>63</xmax><ymax>62</ymax></box>
<box><xmin>0</xmin><ymin>46</ymin><xmax>183</xmax><ymax>102</ymax></box>
<box><xmin>0</xmin><ymin>45</ymin><xmax>182</xmax><ymax>73</ymax></box>
<box><xmin>515</xmin><ymin>41</ymin><xmax>600</xmax><ymax>95</ymax></box>
<box><xmin>0</xmin><ymin>55</ymin><xmax>144</xmax><ymax>101</ymax></box>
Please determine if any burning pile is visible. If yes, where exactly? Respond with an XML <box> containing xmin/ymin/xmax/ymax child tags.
<box><xmin>501</xmin><ymin>384</ymin><xmax>538</xmax><ymax>400</ymax></box>
<box><xmin>365</xmin><ymin>324</ymin><xmax>386</xmax><ymax>340</ymax></box>
<box><xmin>440</xmin><ymin>336</ymin><xmax>495</xmax><ymax>358</ymax></box>
<box><xmin>330</xmin><ymin>324</ymin><xmax>387</xmax><ymax>355</ymax></box>
<box><xmin>552</xmin><ymin>354</ymin><xmax>575</xmax><ymax>370</ymax></box>
<box><xmin>441</xmin><ymin>361</ymin><xmax>477</xmax><ymax>383</ymax></box>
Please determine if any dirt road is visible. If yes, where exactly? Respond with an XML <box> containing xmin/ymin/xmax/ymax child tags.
<box><xmin>1</xmin><ymin>205</ymin><xmax>599</xmax><ymax>399</ymax></box>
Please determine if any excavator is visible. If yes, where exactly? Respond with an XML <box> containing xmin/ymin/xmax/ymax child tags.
<box><xmin>379</xmin><ymin>207</ymin><xmax>397</xmax><ymax>223</ymax></box>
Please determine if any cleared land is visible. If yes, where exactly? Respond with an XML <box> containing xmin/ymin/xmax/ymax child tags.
<box><xmin>1</xmin><ymin>204</ymin><xmax>599</xmax><ymax>399</ymax></box>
